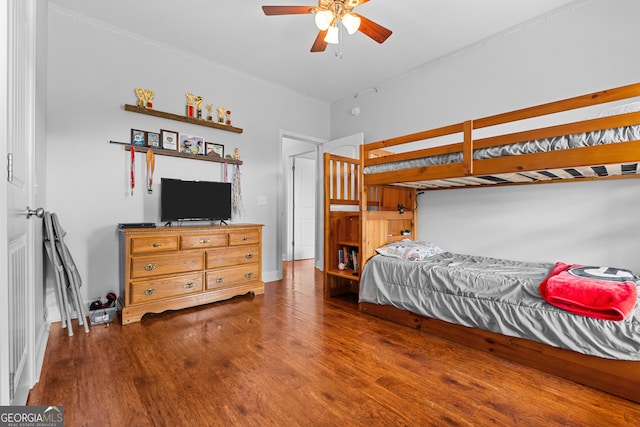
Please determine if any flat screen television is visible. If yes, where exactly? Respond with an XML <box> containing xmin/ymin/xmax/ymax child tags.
<box><xmin>161</xmin><ymin>178</ymin><xmax>232</xmax><ymax>223</ymax></box>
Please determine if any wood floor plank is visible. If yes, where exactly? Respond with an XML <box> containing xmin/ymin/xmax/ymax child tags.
<box><xmin>28</xmin><ymin>260</ymin><xmax>640</xmax><ymax>426</ymax></box>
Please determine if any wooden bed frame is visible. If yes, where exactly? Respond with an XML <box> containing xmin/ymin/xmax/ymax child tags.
<box><xmin>327</xmin><ymin>83</ymin><xmax>640</xmax><ymax>403</ymax></box>
<box><xmin>358</xmin><ymin>302</ymin><xmax>640</xmax><ymax>403</ymax></box>
<box><xmin>361</xmin><ymin>82</ymin><xmax>640</xmax><ymax>190</ymax></box>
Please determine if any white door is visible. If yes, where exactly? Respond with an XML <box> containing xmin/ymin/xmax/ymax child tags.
<box><xmin>292</xmin><ymin>156</ymin><xmax>316</xmax><ymax>260</ymax></box>
<box><xmin>1</xmin><ymin>0</ymin><xmax>38</xmax><ymax>405</ymax></box>
<box><xmin>323</xmin><ymin>132</ymin><xmax>363</xmax><ymax>158</ymax></box>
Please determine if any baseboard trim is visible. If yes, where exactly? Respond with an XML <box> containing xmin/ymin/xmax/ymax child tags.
<box><xmin>33</xmin><ymin>320</ymin><xmax>51</xmax><ymax>383</ymax></box>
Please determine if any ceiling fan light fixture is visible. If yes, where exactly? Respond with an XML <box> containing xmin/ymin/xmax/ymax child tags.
<box><xmin>324</xmin><ymin>24</ymin><xmax>339</xmax><ymax>44</ymax></box>
<box><xmin>314</xmin><ymin>10</ymin><xmax>333</xmax><ymax>31</ymax></box>
<box><xmin>341</xmin><ymin>13</ymin><xmax>361</xmax><ymax>35</ymax></box>
<box><xmin>262</xmin><ymin>2</ymin><xmax>392</xmax><ymax>53</ymax></box>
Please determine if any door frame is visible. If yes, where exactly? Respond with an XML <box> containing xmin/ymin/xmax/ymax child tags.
<box><xmin>278</xmin><ymin>131</ymin><xmax>325</xmax><ymax>279</ymax></box>
<box><xmin>277</xmin><ymin>131</ymin><xmax>364</xmax><ymax>280</ymax></box>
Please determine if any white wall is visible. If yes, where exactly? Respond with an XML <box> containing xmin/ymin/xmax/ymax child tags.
<box><xmin>45</xmin><ymin>6</ymin><xmax>329</xmax><ymax>312</ymax></box>
<box><xmin>330</xmin><ymin>0</ymin><xmax>640</xmax><ymax>271</ymax></box>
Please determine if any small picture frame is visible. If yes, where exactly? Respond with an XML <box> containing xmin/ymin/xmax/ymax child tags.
<box><xmin>131</xmin><ymin>129</ymin><xmax>146</xmax><ymax>146</ymax></box>
<box><xmin>147</xmin><ymin>131</ymin><xmax>160</xmax><ymax>148</ymax></box>
<box><xmin>206</xmin><ymin>142</ymin><xmax>224</xmax><ymax>158</ymax></box>
<box><xmin>160</xmin><ymin>129</ymin><xmax>178</xmax><ymax>151</ymax></box>
<box><xmin>179</xmin><ymin>134</ymin><xmax>205</xmax><ymax>155</ymax></box>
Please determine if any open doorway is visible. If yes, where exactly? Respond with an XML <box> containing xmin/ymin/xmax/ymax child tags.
<box><xmin>280</xmin><ymin>134</ymin><xmax>323</xmax><ymax>272</ymax></box>
<box><xmin>278</xmin><ymin>132</ymin><xmax>363</xmax><ymax>280</ymax></box>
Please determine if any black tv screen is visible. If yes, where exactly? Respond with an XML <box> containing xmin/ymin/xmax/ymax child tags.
<box><xmin>161</xmin><ymin>178</ymin><xmax>232</xmax><ymax>222</ymax></box>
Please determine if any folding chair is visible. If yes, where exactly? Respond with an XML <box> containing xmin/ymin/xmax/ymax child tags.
<box><xmin>43</xmin><ymin>212</ymin><xmax>90</xmax><ymax>335</ymax></box>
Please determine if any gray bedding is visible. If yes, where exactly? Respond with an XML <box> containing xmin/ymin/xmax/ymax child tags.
<box><xmin>363</xmin><ymin>124</ymin><xmax>640</xmax><ymax>175</ymax></box>
<box><xmin>359</xmin><ymin>252</ymin><xmax>640</xmax><ymax>360</ymax></box>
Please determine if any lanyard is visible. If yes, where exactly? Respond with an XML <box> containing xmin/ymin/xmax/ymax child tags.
<box><xmin>146</xmin><ymin>149</ymin><xmax>155</xmax><ymax>193</ymax></box>
<box><xmin>130</xmin><ymin>147</ymin><xmax>135</xmax><ymax>195</ymax></box>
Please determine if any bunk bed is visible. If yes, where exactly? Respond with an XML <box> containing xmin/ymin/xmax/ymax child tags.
<box><xmin>351</xmin><ymin>82</ymin><xmax>640</xmax><ymax>403</ymax></box>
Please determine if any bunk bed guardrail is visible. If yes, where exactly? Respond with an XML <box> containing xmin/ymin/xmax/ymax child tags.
<box><xmin>361</xmin><ymin>82</ymin><xmax>640</xmax><ymax>189</ymax></box>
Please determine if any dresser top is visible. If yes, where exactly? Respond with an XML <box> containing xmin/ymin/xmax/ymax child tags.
<box><xmin>119</xmin><ymin>223</ymin><xmax>263</xmax><ymax>235</ymax></box>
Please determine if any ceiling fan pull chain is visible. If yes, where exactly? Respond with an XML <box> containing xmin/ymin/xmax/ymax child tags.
<box><xmin>335</xmin><ymin>23</ymin><xmax>344</xmax><ymax>59</ymax></box>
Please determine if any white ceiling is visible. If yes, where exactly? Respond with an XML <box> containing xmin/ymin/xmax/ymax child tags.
<box><xmin>49</xmin><ymin>0</ymin><xmax>579</xmax><ymax>103</ymax></box>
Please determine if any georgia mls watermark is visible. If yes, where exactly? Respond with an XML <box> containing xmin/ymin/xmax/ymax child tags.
<box><xmin>0</xmin><ymin>406</ymin><xmax>63</xmax><ymax>427</ymax></box>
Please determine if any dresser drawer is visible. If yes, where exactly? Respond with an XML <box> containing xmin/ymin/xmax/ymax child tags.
<box><xmin>206</xmin><ymin>264</ymin><xmax>260</xmax><ymax>290</ymax></box>
<box><xmin>228</xmin><ymin>229</ymin><xmax>260</xmax><ymax>246</ymax></box>
<box><xmin>129</xmin><ymin>272</ymin><xmax>203</xmax><ymax>304</ymax></box>
<box><xmin>130</xmin><ymin>252</ymin><xmax>203</xmax><ymax>279</ymax></box>
<box><xmin>206</xmin><ymin>245</ymin><xmax>259</xmax><ymax>269</ymax></box>
<box><xmin>181</xmin><ymin>233</ymin><xmax>226</xmax><ymax>250</ymax></box>
<box><xmin>130</xmin><ymin>235</ymin><xmax>179</xmax><ymax>255</ymax></box>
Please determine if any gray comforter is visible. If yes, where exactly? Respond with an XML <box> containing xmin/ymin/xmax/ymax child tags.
<box><xmin>359</xmin><ymin>252</ymin><xmax>640</xmax><ymax>360</ymax></box>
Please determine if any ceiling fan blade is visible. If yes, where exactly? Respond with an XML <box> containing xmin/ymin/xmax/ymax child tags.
<box><xmin>262</xmin><ymin>6</ymin><xmax>315</xmax><ymax>15</ymax></box>
<box><xmin>311</xmin><ymin>30</ymin><xmax>328</xmax><ymax>52</ymax></box>
<box><xmin>355</xmin><ymin>14</ymin><xmax>392</xmax><ymax>44</ymax></box>
<box><xmin>356</xmin><ymin>0</ymin><xmax>370</xmax><ymax>5</ymax></box>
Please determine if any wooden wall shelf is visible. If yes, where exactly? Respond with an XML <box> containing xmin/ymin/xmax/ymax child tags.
<box><xmin>123</xmin><ymin>104</ymin><xmax>243</xmax><ymax>134</ymax></box>
<box><xmin>109</xmin><ymin>141</ymin><xmax>243</xmax><ymax>165</ymax></box>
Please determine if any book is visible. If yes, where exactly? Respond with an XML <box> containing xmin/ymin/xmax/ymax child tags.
<box><xmin>352</xmin><ymin>250</ymin><xmax>358</xmax><ymax>272</ymax></box>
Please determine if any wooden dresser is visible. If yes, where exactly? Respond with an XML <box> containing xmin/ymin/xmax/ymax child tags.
<box><xmin>118</xmin><ymin>224</ymin><xmax>264</xmax><ymax>324</ymax></box>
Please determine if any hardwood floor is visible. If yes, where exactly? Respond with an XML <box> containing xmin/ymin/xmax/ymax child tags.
<box><xmin>29</xmin><ymin>260</ymin><xmax>640</xmax><ymax>426</ymax></box>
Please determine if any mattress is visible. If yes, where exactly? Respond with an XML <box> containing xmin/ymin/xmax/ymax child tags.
<box><xmin>359</xmin><ymin>252</ymin><xmax>640</xmax><ymax>360</ymax></box>
<box><xmin>362</xmin><ymin>124</ymin><xmax>640</xmax><ymax>176</ymax></box>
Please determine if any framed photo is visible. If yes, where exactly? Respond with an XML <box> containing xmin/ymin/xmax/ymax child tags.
<box><xmin>131</xmin><ymin>129</ymin><xmax>146</xmax><ymax>146</ymax></box>
<box><xmin>160</xmin><ymin>129</ymin><xmax>178</xmax><ymax>151</ymax></box>
<box><xmin>206</xmin><ymin>142</ymin><xmax>224</xmax><ymax>158</ymax></box>
<box><xmin>147</xmin><ymin>131</ymin><xmax>160</xmax><ymax>148</ymax></box>
<box><xmin>179</xmin><ymin>134</ymin><xmax>205</xmax><ymax>155</ymax></box>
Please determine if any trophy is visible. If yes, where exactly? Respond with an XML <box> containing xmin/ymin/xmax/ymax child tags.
<box><xmin>205</xmin><ymin>103</ymin><xmax>213</xmax><ymax>121</ymax></box>
<box><xmin>185</xmin><ymin>93</ymin><xmax>195</xmax><ymax>117</ymax></box>
<box><xmin>144</xmin><ymin>89</ymin><xmax>154</xmax><ymax>109</ymax></box>
<box><xmin>225</xmin><ymin>110</ymin><xmax>231</xmax><ymax>126</ymax></box>
<box><xmin>195</xmin><ymin>96</ymin><xmax>203</xmax><ymax>119</ymax></box>
<box><xmin>135</xmin><ymin>88</ymin><xmax>145</xmax><ymax>107</ymax></box>
<box><xmin>217</xmin><ymin>106</ymin><xmax>225</xmax><ymax>124</ymax></box>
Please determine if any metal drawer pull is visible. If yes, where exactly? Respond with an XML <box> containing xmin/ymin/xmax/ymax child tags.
<box><xmin>245</xmin><ymin>253</ymin><xmax>254</xmax><ymax>259</ymax></box>
<box><xmin>199</xmin><ymin>239</ymin><xmax>210</xmax><ymax>244</ymax></box>
<box><xmin>143</xmin><ymin>288</ymin><xmax>157</xmax><ymax>296</ymax></box>
<box><xmin>143</xmin><ymin>263</ymin><xmax>157</xmax><ymax>271</ymax></box>
<box><xmin>151</xmin><ymin>243</ymin><xmax>163</xmax><ymax>247</ymax></box>
<box><xmin>184</xmin><ymin>282</ymin><xmax>195</xmax><ymax>289</ymax></box>
<box><xmin>245</xmin><ymin>272</ymin><xmax>254</xmax><ymax>279</ymax></box>
<box><xmin>215</xmin><ymin>277</ymin><xmax>224</xmax><ymax>283</ymax></box>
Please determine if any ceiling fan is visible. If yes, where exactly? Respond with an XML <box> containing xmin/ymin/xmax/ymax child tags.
<box><xmin>262</xmin><ymin>0</ymin><xmax>392</xmax><ymax>52</ymax></box>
